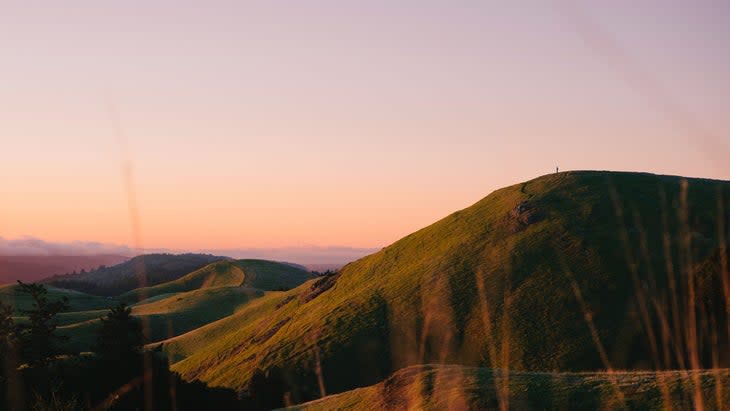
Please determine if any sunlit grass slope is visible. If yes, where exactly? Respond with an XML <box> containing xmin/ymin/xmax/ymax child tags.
<box><xmin>50</xmin><ymin>259</ymin><xmax>311</xmax><ymax>352</ymax></box>
<box><xmin>170</xmin><ymin>171</ymin><xmax>730</xmax><ymax>399</ymax></box>
<box><xmin>289</xmin><ymin>364</ymin><xmax>730</xmax><ymax>411</ymax></box>
<box><xmin>121</xmin><ymin>260</ymin><xmax>312</xmax><ymax>302</ymax></box>
<box><xmin>59</xmin><ymin>286</ymin><xmax>264</xmax><ymax>352</ymax></box>
<box><xmin>157</xmin><ymin>290</ymin><xmax>290</xmax><ymax>363</ymax></box>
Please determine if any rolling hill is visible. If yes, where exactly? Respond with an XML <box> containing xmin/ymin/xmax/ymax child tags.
<box><xmin>121</xmin><ymin>259</ymin><xmax>313</xmax><ymax>302</ymax></box>
<box><xmin>6</xmin><ymin>259</ymin><xmax>315</xmax><ymax>353</ymax></box>
<box><xmin>44</xmin><ymin>253</ymin><xmax>226</xmax><ymax>296</ymax></box>
<box><xmin>0</xmin><ymin>283</ymin><xmax>119</xmax><ymax>313</ymax></box>
<box><xmin>57</xmin><ymin>286</ymin><xmax>265</xmax><ymax>352</ymax></box>
<box><xmin>162</xmin><ymin>171</ymin><xmax>730</xmax><ymax>405</ymax></box>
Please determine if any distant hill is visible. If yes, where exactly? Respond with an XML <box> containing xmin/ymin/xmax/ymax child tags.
<box><xmin>0</xmin><ymin>283</ymin><xmax>119</xmax><ymax>314</ymax></box>
<box><xmin>164</xmin><ymin>171</ymin><xmax>730</xmax><ymax>403</ymax></box>
<box><xmin>305</xmin><ymin>263</ymin><xmax>344</xmax><ymax>273</ymax></box>
<box><xmin>2</xmin><ymin>258</ymin><xmax>316</xmax><ymax>353</ymax></box>
<box><xmin>0</xmin><ymin>254</ymin><xmax>129</xmax><ymax>284</ymax></box>
<box><xmin>44</xmin><ymin>253</ymin><xmax>226</xmax><ymax>296</ymax></box>
<box><xmin>120</xmin><ymin>259</ymin><xmax>314</xmax><ymax>302</ymax></box>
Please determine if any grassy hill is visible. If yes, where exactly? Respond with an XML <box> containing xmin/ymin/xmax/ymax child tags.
<box><xmin>121</xmin><ymin>259</ymin><xmax>314</xmax><ymax>302</ymax></box>
<box><xmin>8</xmin><ymin>259</ymin><xmax>316</xmax><ymax>353</ymax></box>
<box><xmin>166</xmin><ymin>171</ymin><xmax>730</xmax><ymax>404</ymax></box>
<box><xmin>44</xmin><ymin>253</ymin><xmax>226</xmax><ymax>296</ymax></box>
<box><xmin>0</xmin><ymin>283</ymin><xmax>118</xmax><ymax>314</ymax></box>
<box><xmin>157</xmin><ymin>290</ymin><xmax>289</xmax><ymax>363</ymax></box>
<box><xmin>58</xmin><ymin>286</ymin><xmax>264</xmax><ymax>352</ymax></box>
<box><xmin>289</xmin><ymin>364</ymin><xmax>730</xmax><ymax>411</ymax></box>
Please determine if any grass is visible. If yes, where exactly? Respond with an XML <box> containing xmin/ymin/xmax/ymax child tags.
<box><xmin>158</xmin><ymin>290</ymin><xmax>290</xmax><ymax>363</ymax></box>
<box><xmin>58</xmin><ymin>285</ymin><xmax>265</xmax><ymax>352</ymax></box>
<box><xmin>288</xmin><ymin>364</ymin><xmax>730</xmax><ymax>411</ymax></box>
<box><xmin>6</xmin><ymin>170</ymin><xmax>730</xmax><ymax>410</ymax></box>
<box><xmin>166</xmin><ymin>171</ymin><xmax>730</xmax><ymax>406</ymax></box>
<box><xmin>120</xmin><ymin>259</ymin><xmax>313</xmax><ymax>302</ymax></box>
<box><xmin>0</xmin><ymin>283</ymin><xmax>118</xmax><ymax>314</ymax></box>
<box><xmin>44</xmin><ymin>253</ymin><xmax>226</xmax><ymax>296</ymax></box>
<box><xmin>0</xmin><ymin>259</ymin><xmax>312</xmax><ymax>354</ymax></box>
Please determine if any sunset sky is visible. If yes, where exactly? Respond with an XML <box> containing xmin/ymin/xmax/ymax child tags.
<box><xmin>2</xmin><ymin>1</ymin><xmax>729</xmax><ymax>252</ymax></box>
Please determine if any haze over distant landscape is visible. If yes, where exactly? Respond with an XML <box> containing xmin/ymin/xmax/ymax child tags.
<box><xmin>2</xmin><ymin>1</ymin><xmax>730</xmax><ymax>410</ymax></box>
<box><xmin>0</xmin><ymin>237</ymin><xmax>374</xmax><ymax>283</ymax></box>
<box><xmin>2</xmin><ymin>1</ymin><xmax>729</xmax><ymax>255</ymax></box>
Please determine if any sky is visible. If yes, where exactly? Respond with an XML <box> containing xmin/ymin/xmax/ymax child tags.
<box><xmin>1</xmin><ymin>0</ymin><xmax>729</xmax><ymax>253</ymax></box>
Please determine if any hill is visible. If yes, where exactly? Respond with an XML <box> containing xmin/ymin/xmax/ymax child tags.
<box><xmin>44</xmin><ymin>253</ymin><xmax>226</xmax><ymax>296</ymax></box>
<box><xmin>58</xmin><ymin>286</ymin><xmax>264</xmax><ymax>352</ymax></box>
<box><xmin>0</xmin><ymin>254</ymin><xmax>129</xmax><ymax>284</ymax></box>
<box><xmin>121</xmin><ymin>259</ymin><xmax>314</xmax><ymax>302</ymax></box>
<box><xmin>158</xmin><ymin>290</ymin><xmax>290</xmax><ymax>363</ymax></box>
<box><xmin>290</xmin><ymin>364</ymin><xmax>730</xmax><ymax>411</ymax></box>
<box><xmin>0</xmin><ymin>283</ymin><xmax>118</xmax><ymax>314</ymax></box>
<box><xmin>10</xmin><ymin>259</ymin><xmax>316</xmax><ymax>353</ymax></box>
<box><xmin>166</xmin><ymin>171</ymin><xmax>730</xmax><ymax>404</ymax></box>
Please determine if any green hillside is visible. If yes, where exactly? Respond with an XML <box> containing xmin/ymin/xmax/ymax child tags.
<box><xmin>58</xmin><ymin>286</ymin><xmax>263</xmax><ymax>352</ymax></box>
<box><xmin>44</xmin><ymin>253</ymin><xmax>226</xmax><ymax>296</ymax></box>
<box><xmin>289</xmin><ymin>364</ymin><xmax>730</xmax><ymax>411</ymax></box>
<box><xmin>168</xmin><ymin>171</ymin><xmax>730</xmax><ymax>403</ymax></box>
<box><xmin>158</xmin><ymin>290</ymin><xmax>289</xmax><ymax>363</ymax></box>
<box><xmin>121</xmin><ymin>259</ymin><xmax>313</xmax><ymax>302</ymax></box>
<box><xmin>0</xmin><ymin>283</ymin><xmax>118</xmax><ymax>314</ymax></box>
<box><xmin>20</xmin><ymin>259</ymin><xmax>314</xmax><ymax>353</ymax></box>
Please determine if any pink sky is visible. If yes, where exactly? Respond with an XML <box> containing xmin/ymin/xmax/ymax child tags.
<box><xmin>2</xmin><ymin>1</ymin><xmax>729</xmax><ymax>251</ymax></box>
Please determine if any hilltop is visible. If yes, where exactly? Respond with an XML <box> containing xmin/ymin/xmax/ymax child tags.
<box><xmin>163</xmin><ymin>171</ymin><xmax>730</xmax><ymax>404</ymax></box>
<box><xmin>43</xmin><ymin>253</ymin><xmax>226</xmax><ymax>296</ymax></box>
<box><xmin>121</xmin><ymin>259</ymin><xmax>313</xmax><ymax>302</ymax></box>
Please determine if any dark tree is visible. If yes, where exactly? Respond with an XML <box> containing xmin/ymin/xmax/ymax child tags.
<box><xmin>0</xmin><ymin>302</ymin><xmax>23</xmax><ymax>411</ymax></box>
<box><xmin>95</xmin><ymin>303</ymin><xmax>144</xmax><ymax>376</ymax></box>
<box><xmin>248</xmin><ymin>367</ymin><xmax>287</xmax><ymax>410</ymax></box>
<box><xmin>0</xmin><ymin>301</ymin><xmax>16</xmax><ymax>353</ymax></box>
<box><xmin>0</xmin><ymin>301</ymin><xmax>18</xmax><ymax>375</ymax></box>
<box><xmin>16</xmin><ymin>281</ymin><xmax>69</xmax><ymax>366</ymax></box>
<box><xmin>248</xmin><ymin>368</ymin><xmax>268</xmax><ymax>410</ymax></box>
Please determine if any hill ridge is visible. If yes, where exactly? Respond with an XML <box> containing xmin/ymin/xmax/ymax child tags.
<box><xmin>165</xmin><ymin>171</ymin><xmax>730</xmax><ymax>403</ymax></box>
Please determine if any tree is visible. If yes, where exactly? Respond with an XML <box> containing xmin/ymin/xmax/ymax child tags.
<box><xmin>0</xmin><ymin>300</ymin><xmax>18</xmax><ymax>375</ymax></box>
<box><xmin>248</xmin><ymin>368</ymin><xmax>268</xmax><ymax>410</ymax></box>
<box><xmin>0</xmin><ymin>301</ymin><xmax>23</xmax><ymax>411</ymax></box>
<box><xmin>248</xmin><ymin>366</ymin><xmax>287</xmax><ymax>410</ymax></box>
<box><xmin>16</xmin><ymin>282</ymin><xmax>69</xmax><ymax>366</ymax></box>
<box><xmin>95</xmin><ymin>303</ymin><xmax>143</xmax><ymax>375</ymax></box>
<box><xmin>0</xmin><ymin>301</ymin><xmax>16</xmax><ymax>355</ymax></box>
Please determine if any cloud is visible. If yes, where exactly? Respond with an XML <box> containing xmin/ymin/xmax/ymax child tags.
<box><xmin>202</xmin><ymin>246</ymin><xmax>379</xmax><ymax>265</ymax></box>
<box><xmin>0</xmin><ymin>237</ymin><xmax>377</xmax><ymax>265</ymax></box>
<box><xmin>0</xmin><ymin>236</ymin><xmax>134</xmax><ymax>256</ymax></box>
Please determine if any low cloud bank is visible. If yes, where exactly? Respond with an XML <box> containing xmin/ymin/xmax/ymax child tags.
<box><xmin>1</xmin><ymin>237</ymin><xmax>377</xmax><ymax>266</ymax></box>
<box><xmin>0</xmin><ymin>237</ymin><xmax>134</xmax><ymax>256</ymax></box>
<box><xmin>203</xmin><ymin>246</ymin><xmax>379</xmax><ymax>265</ymax></box>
